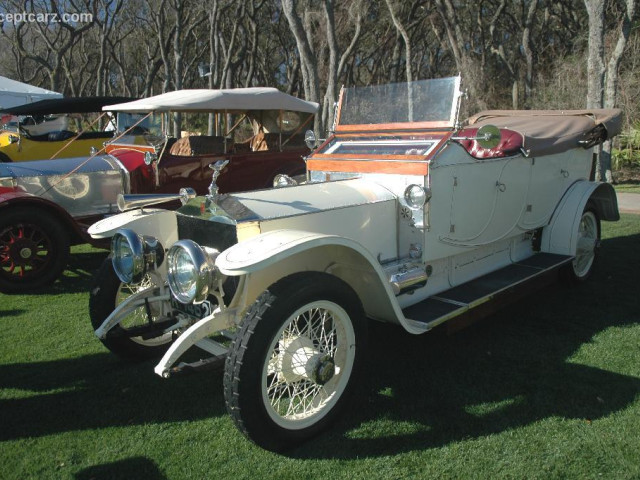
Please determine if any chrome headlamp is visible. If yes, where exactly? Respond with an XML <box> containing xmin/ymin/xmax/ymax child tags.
<box><xmin>111</xmin><ymin>228</ymin><xmax>164</xmax><ymax>284</ymax></box>
<box><xmin>304</xmin><ymin>129</ymin><xmax>317</xmax><ymax>149</ymax></box>
<box><xmin>167</xmin><ymin>240</ymin><xmax>220</xmax><ymax>304</ymax></box>
<box><xmin>404</xmin><ymin>184</ymin><xmax>432</xmax><ymax>210</ymax></box>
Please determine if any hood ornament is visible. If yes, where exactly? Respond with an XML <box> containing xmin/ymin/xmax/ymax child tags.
<box><xmin>207</xmin><ymin>160</ymin><xmax>229</xmax><ymax>204</ymax></box>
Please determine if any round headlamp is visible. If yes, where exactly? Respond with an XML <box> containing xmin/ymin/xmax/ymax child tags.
<box><xmin>304</xmin><ymin>129</ymin><xmax>317</xmax><ymax>149</ymax></box>
<box><xmin>404</xmin><ymin>184</ymin><xmax>431</xmax><ymax>210</ymax></box>
<box><xmin>167</xmin><ymin>240</ymin><xmax>220</xmax><ymax>304</ymax></box>
<box><xmin>111</xmin><ymin>228</ymin><xmax>164</xmax><ymax>284</ymax></box>
<box><xmin>144</xmin><ymin>151</ymin><xmax>158</xmax><ymax>165</ymax></box>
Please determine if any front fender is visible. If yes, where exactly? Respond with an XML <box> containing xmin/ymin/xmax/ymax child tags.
<box><xmin>0</xmin><ymin>190</ymin><xmax>89</xmax><ymax>242</ymax></box>
<box><xmin>217</xmin><ymin>229</ymin><xmax>424</xmax><ymax>333</ymax></box>
<box><xmin>541</xmin><ymin>181</ymin><xmax>619</xmax><ymax>256</ymax></box>
<box><xmin>88</xmin><ymin>209</ymin><xmax>179</xmax><ymax>278</ymax></box>
<box><xmin>88</xmin><ymin>208</ymin><xmax>178</xmax><ymax>241</ymax></box>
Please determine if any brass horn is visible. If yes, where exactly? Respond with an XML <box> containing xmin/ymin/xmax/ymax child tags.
<box><xmin>117</xmin><ymin>187</ymin><xmax>197</xmax><ymax>212</ymax></box>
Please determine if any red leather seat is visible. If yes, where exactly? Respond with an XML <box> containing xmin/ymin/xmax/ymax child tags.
<box><xmin>455</xmin><ymin>128</ymin><xmax>523</xmax><ymax>159</ymax></box>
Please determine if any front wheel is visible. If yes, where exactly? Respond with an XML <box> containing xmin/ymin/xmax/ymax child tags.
<box><xmin>89</xmin><ymin>257</ymin><xmax>175</xmax><ymax>360</ymax></box>
<box><xmin>224</xmin><ymin>272</ymin><xmax>367</xmax><ymax>451</ymax></box>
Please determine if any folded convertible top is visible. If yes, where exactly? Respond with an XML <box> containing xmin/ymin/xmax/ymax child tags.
<box><xmin>465</xmin><ymin>109</ymin><xmax>622</xmax><ymax>157</ymax></box>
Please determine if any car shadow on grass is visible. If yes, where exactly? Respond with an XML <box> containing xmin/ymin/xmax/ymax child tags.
<box><xmin>288</xmin><ymin>233</ymin><xmax>640</xmax><ymax>459</ymax></box>
<box><xmin>4</xmin><ymin>249</ymin><xmax>109</xmax><ymax>296</ymax></box>
<box><xmin>1</xmin><ymin>234</ymin><xmax>638</xmax><ymax>456</ymax></box>
<box><xmin>75</xmin><ymin>457</ymin><xmax>167</xmax><ymax>480</ymax></box>
<box><xmin>0</xmin><ymin>351</ymin><xmax>226</xmax><ymax>441</ymax></box>
<box><xmin>0</xmin><ymin>309</ymin><xmax>26</xmax><ymax>318</ymax></box>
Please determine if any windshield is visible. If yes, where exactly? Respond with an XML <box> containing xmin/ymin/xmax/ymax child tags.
<box><xmin>116</xmin><ymin>112</ymin><xmax>164</xmax><ymax>136</ymax></box>
<box><xmin>113</xmin><ymin>112</ymin><xmax>165</xmax><ymax>145</ymax></box>
<box><xmin>337</xmin><ymin>76</ymin><xmax>461</xmax><ymax>128</ymax></box>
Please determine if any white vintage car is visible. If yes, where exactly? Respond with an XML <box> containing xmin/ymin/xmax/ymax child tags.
<box><xmin>88</xmin><ymin>76</ymin><xmax>621</xmax><ymax>451</ymax></box>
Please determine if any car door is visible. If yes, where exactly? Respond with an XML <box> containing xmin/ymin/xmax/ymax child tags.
<box><xmin>444</xmin><ymin>155</ymin><xmax>530</xmax><ymax>246</ymax></box>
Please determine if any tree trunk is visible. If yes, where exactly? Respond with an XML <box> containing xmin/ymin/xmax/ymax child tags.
<box><xmin>584</xmin><ymin>0</ymin><xmax>606</xmax><ymax>181</ymax></box>
<box><xmin>522</xmin><ymin>0</ymin><xmax>538</xmax><ymax>105</ymax></box>
<box><xmin>584</xmin><ymin>0</ymin><xmax>605</xmax><ymax>109</ymax></box>
<box><xmin>323</xmin><ymin>0</ymin><xmax>339</xmax><ymax>135</ymax></box>
<box><xmin>282</xmin><ymin>0</ymin><xmax>321</xmax><ymax>133</ymax></box>
<box><xmin>385</xmin><ymin>0</ymin><xmax>414</xmax><ymax>120</ymax></box>
<box><xmin>434</xmin><ymin>0</ymin><xmax>485</xmax><ymax>109</ymax></box>
<box><xmin>600</xmin><ymin>0</ymin><xmax>636</xmax><ymax>183</ymax></box>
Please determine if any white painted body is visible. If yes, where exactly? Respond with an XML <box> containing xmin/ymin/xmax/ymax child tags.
<box><xmin>210</xmin><ymin>142</ymin><xmax>599</xmax><ymax>324</ymax></box>
<box><xmin>90</xmin><ymin>137</ymin><xmax>617</xmax><ymax>377</ymax></box>
<box><xmin>89</xmin><ymin>83</ymin><xmax>620</xmax><ymax>377</ymax></box>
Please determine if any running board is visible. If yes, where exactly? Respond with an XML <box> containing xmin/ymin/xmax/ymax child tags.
<box><xmin>402</xmin><ymin>253</ymin><xmax>573</xmax><ymax>333</ymax></box>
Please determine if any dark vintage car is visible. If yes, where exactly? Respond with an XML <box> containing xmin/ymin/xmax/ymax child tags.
<box><xmin>0</xmin><ymin>96</ymin><xmax>135</xmax><ymax>163</ymax></box>
<box><xmin>102</xmin><ymin>88</ymin><xmax>317</xmax><ymax>195</ymax></box>
<box><xmin>0</xmin><ymin>88</ymin><xmax>318</xmax><ymax>293</ymax></box>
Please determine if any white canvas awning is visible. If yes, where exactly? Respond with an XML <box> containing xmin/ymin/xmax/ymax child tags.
<box><xmin>105</xmin><ymin>87</ymin><xmax>319</xmax><ymax>114</ymax></box>
<box><xmin>0</xmin><ymin>75</ymin><xmax>62</xmax><ymax>109</ymax></box>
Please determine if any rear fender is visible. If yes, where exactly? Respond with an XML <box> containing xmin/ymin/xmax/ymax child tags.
<box><xmin>216</xmin><ymin>229</ymin><xmax>424</xmax><ymax>332</ymax></box>
<box><xmin>541</xmin><ymin>181</ymin><xmax>618</xmax><ymax>256</ymax></box>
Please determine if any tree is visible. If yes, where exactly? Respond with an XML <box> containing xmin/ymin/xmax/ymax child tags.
<box><xmin>585</xmin><ymin>0</ymin><xmax>637</xmax><ymax>181</ymax></box>
<box><xmin>282</xmin><ymin>0</ymin><xmax>321</xmax><ymax>132</ymax></box>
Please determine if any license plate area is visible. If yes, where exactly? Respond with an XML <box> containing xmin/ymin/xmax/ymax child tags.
<box><xmin>170</xmin><ymin>296</ymin><xmax>213</xmax><ymax>319</ymax></box>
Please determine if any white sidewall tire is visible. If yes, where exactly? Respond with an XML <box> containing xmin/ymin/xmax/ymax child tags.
<box><xmin>260</xmin><ymin>300</ymin><xmax>356</xmax><ymax>431</ymax></box>
<box><xmin>224</xmin><ymin>272</ymin><xmax>366</xmax><ymax>451</ymax></box>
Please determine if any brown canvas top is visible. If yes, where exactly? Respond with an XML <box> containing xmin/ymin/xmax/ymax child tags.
<box><xmin>465</xmin><ymin>109</ymin><xmax>622</xmax><ymax>157</ymax></box>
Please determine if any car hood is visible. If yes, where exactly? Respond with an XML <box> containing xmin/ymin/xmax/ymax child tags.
<box><xmin>0</xmin><ymin>155</ymin><xmax>122</xmax><ymax>179</ymax></box>
<box><xmin>175</xmin><ymin>177</ymin><xmax>400</xmax><ymax>260</ymax></box>
<box><xmin>212</xmin><ymin>178</ymin><xmax>397</xmax><ymax>223</ymax></box>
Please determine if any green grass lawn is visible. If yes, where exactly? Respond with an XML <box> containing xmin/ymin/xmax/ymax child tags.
<box><xmin>614</xmin><ymin>184</ymin><xmax>640</xmax><ymax>194</ymax></box>
<box><xmin>1</xmin><ymin>216</ymin><xmax>639</xmax><ymax>479</ymax></box>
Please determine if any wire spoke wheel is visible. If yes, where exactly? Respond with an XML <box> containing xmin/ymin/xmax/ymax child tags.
<box><xmin>89</xmin><ymin>258</ymin><xmax>175</xmax><ymax>359</ymax></box>
<box><xmin>115</xmin><ymin>274</ymin><xmax>172</xmax><ymax>348</ymax></box>
<box><xmin>224</xmin><ymin>272</ymin><xmax>366</xmax><ymax>451</ymax></box>
<box><xmin>263</xmin><ymin>301</ymin><xmax>355</xmax><ymax>429</ymax></box>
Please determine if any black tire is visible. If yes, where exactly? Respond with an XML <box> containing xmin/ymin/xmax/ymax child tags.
<box><xmin>0</xmin><ymin>152</ymin><xmax>12</xmax><ymax>163</ymax></box>
<box><xmin>89</xmin><ymin>257</ymin><xmax>175</xmax><ymax>360</ymax></box>
<box><xmin>0</xmin><ymin>206</ymin><xmax>69</xmax><ymax>293</ymax></box>
<box><xmin>224</xmin><ymin>272</ymin><xmax>367</xmax><ymax>451</ymax></box>
<box><xmin>560</xmin><ymin>203</ymin><xmax>601</xmax><ymax>284</ymax></box>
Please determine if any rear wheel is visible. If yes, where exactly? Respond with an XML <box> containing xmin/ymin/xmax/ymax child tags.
<box><xmin>224</xmin><ymin>272</ymin><xmax>367</xmax><ymax>451</ymax></box>
<box><xmin>561</xmin><ymin>204</ymin><xmax>600</xmax><ymax>283</ymax></box>
<box><xmin>0</xmin><ymin>207</ymin><xmax>69</xmax><ymax>293</ymax></box>
<box><xmin>89</xmin><ymin>258</ymin><xmax>175</xmax><ymax>360</ymax></box>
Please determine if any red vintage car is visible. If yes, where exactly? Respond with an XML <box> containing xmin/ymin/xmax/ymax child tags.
<box><xmin>0</xmin><ymin>88</ymin><xmax>318</xmax><ymax>292</ymax></box>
